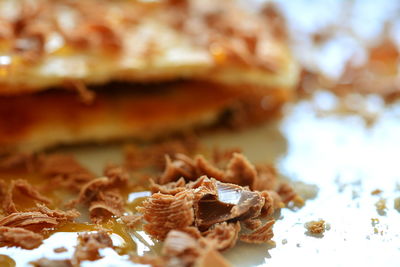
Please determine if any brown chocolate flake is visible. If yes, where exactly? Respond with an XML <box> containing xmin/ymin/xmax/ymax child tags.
<box><xmin>159</xmin><ymin>155</ymin><xmax>195</xmax><ymax>184</ymax></box>
<box><xmin>0</xmin><ymin>226</ymin><xmax>43</xmax><ymax>249</ymax></box>
<box><xmin>131</xmin><ymin>254</ymin><xmax>165</xmax><ymax>267</ymax></box>
<box><xmin>121</xmin><ymin>214</ymin><xmax>142</xmax><ymax>229</ymax></box>
<box><xmin>243</xmin><ymin>218</ymin><xmax>262</xmax><ymax>230</ymax></box>
<box><xmin>150</xmin><ymin>177</ymin><xmax>186</xmax><ymax>195</ymax></box>
<box><xmin>0</xmin><ymin>153</ymin><xmax>34</xmax><ymax>171</ymax></box>
<box><xmin>192</xmin><ymin>179</ymin><xmax>264</xmax><ymax>230</ymax></box>
<box><xmin>194</xmin><ymin>155</ymin><xmax>225</xmax><ymax>181</ymax></box>
<box><xmin>240</xmin><ymin>219</ymin><xmax>275</xmax><ymax>244</ymax></box>
<box><xmin>162</xmin><ymin>230</ymin><xmax>202</xmax><ymax>266</ymax></box>
<box><xmin>260</xmin><ymin>190</ymin><xmax>284</xmax><ymax>217</ymax></box>
<box><xmin>89</xmin><ymin>190</ymin><xmax>125</xmax><ymax>223</ymax></box>
<box><xmin>30</xmin><ymin>258</ymin><xmax>72</xmax><ymax>267</ymax></box>
<box><xmin>54</xmin><ymin>246</ymin><xmax>68</xmax><ymax>253</ymax></box>
<box><xmin>212</xmin><ymin>147</ymin><xmax>242</xmax><ymax>166</ymax></box>
<box><xmin>72</xmin><ymin>165</ymin><xmax>128</xmax><ymax>223</ymax></box>
<box><xmin>277</xmin><ymin>183</ymin><xmax>303</xmax><ymax>205</ymax></box>
<box><xmin>3</xmin><ymin>179</ymin><xmax>51</xmax><ymax>214</ymax></box>
<box><xmin>33</xmin><ymin>204</ymin><xmax>80</xmax><ymax>223</ymax></box>
<box><xmin>72</xmin><ymin>231</ymin><xmax>113</xmax><ymax>263</ymax></box>
<box><xmin>253</xmin><ymin>164</ymin><xmax>278</xmax><ymax>191</ymax></box>
<box><xmin>305</xmin><ymin>220</ymin><xmax>326</xmax><ymax>235</ymax></box>
<box><xmin>138</xmin><ymin>191</ymin><xmax>194</xmax><ymax>240</ymax></box>
<box><xmin>38</xmin><ymin>154</ymin><xmax>95</xmax><ymax>192</ymax></box>
<box><xmin>0</xmin><ymin>206</ymin><xmax>79</xmax><ymax>232</ymax></box>
<box><xmin>371</xmin><ymin>189</ymin><xmax>382</xmax><ymax>195</ymax></box>
<box><xmin>224</xmin><ymin>153</ymin><xmax>257</xmax><ymax>188</ymax></box>
<box><xmin>0</xmin><ymin>212</ymin><xmax>58</xmax><ymax>230</ymax></box>
<box><xmin>124</xmin><ymin>136</ymin><xmax>199</xmax><ymax>171</ymax></box>
<box><xmin>203</xmin><ymin>222</ymin><xmax>240</xmax><ymax>251</ymax></box>
<box><xmin>194</xmin><ymin>246</ymin><xmax>232</xmax><ymax>267</ymax></box>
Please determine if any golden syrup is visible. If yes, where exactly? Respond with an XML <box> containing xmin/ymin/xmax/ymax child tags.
<box><xmin>0</xmin><ymin>255</ymin><xmax>15</xmax><ymax>267</ymax></box>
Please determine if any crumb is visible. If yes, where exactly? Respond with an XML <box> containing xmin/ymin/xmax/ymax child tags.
<box><xmin>375</xmin><ymin>198</ymin><xmax>387</xmax><ymax>215</ymax></box>
<box><xmin>371</xmin><ymin>189</ymin><xmax>382</xmax><ymax>195</ymax></box>
<box><xmin>371</xmin><ymin>218</ymin><xmax>379</xmax><ymax>226</ymax></box>
<box><xmin>296</xmin><ymin>243</ymin><xmax>301</xmax><ymax>247</ymax></box>
<box><xmin>54</xmin><ymin>247</ymin><xmax>68</xmax><ymax>253</ymax></box>
<box><xmin>366</xmin><ymin>235</ymin><xmax>370</xmax><ymax>240</ymax></box>
<box><xmin>374</xmin><ymin>227</ymin><xmax>379</xmax><ymax>234</ymax></box>
<box><xmin>304</xmin><ymin>220</ymin><xmax>326</xmax><ymax>236</ymax></box>
<box><xmin>394</xmin><ymin>197</ymin><xmax>400</xmax><ymax>212</ymax></box>
<box><xmin>281</xmin><ymin>239</ymin><xmax>287</xmax><ymax>245</ymax></box>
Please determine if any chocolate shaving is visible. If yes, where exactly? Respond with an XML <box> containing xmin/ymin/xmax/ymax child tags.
<box><xmin>54</xmin><ymin>246</ymin><xmax>68</xmax><ymax>253</ymax></box>
<box><xmin>3</xmin><ymin>179</ymin><xmax>51</xmax><ymax>214</ymax></box>
<box><xmin>72</xmin><ymin>230</ymin><xmax>113</xmax><ymax>263</ymax></box>
<box><xmin>243</xmin><ymin>218</ymin><xmax>262</xmax><ymax>230</ymax></box>
<box><xmin>194</xmin><ymin>155</ymin><xmax>225</xmax><ymax>181</ymax></box>
<box><xmin>162</xmin><ymin>230</ymin><xmax>202</xmax><ymax>266</ymax></box>
<box><xmin>195</xmin><ymin>181</ymin><xmax>264</xmax><ymax>229</ymax></box>
<box><xmin>277</xmin><ymin>183</ymin><xmax>300</xmax><ymax>204</ymax></box>
<box><xmin>30</xmin><ymin>258</ymin><xmax>72</xmax><ymax>267</ymax></box>
<box><xmin>0</xmin><ymin>153</ymin><xmax>34</xmax><ymax>171</ymax></box>
<box><xmin>89</xmin><ymin>190</ymin><xmax>125</xmax><ymax>224</ymax></box>
<box><xmin>253</xmin><ymin>164</ymin><xmax>278</xmax><ymax>191</ymax></box>
<box><xmin>71</xmin><ymin>165</ymin><xmax>128</xmax><ymax>223</ymax></box>
<box><xmin>121</xmin><ymin>214</ymin><xmax>142</xmax><ymax>229</ymax></box>
<box><xmin>240</xmin><ymin>219</ymin><xmax>275</xmax><ymax>244</ymax></box>
<box><xmin>0</xmin><ymin>226</ymin><xmax>43</xmax><ymax>249</ymax></box>
<box><xmin>260</xmin><ymin>190</ymin><xmax>283</xmax><ymax>217</ymax></box>
<box><xmin>203</xmin><ymin>222</ymin><xmax>240</xmax><ymax>251</ymax></box>
<box><xmin>124</xmin><ymin>135</ymin><xmax>199</xmax><ymax>171</ymax></box>
<box><xmin>159</xmin><ymin>155</ymin><xmax>196</xmax><ymax>184</ymax></box>
<box><xmin>224</xmin><ymin>153</ymin><xmax>257</xmax><ymax>188</ymax></box>
<box><xmin>38</xmin><ymin>154</ymin><xmax>95</xmax><ymax>192</ymax></box>
<box><xmin>150</xmin><ymin>177</ymin><xmax>186</xmax><ymax>195</ymax></box>
<box><xmin>0</xmin><ymin>206</ymin><xmax>79</xmax><ymax>232</ymax></box>
<box><xmin>0</xmin><ymin>212</ymin><xmax>58</xmax><ymax>230</ymax></box>
<box><xmin>138</xmin><ymin>191</ymin><xmax>195</xmax><ymax>240</ymax></box>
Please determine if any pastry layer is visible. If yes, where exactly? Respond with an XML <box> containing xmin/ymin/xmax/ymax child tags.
<box><xmin>0</xmin><ymin>0</ymin><xmax>298</xmax><ymax>94</ymax></box>
<box><xmin>0</xmin><ymin>81</ymin><xmax>289</xmax><ymax>153</ymax></box>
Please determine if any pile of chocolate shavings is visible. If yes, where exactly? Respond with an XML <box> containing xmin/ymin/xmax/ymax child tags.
<box><xmin>0</xmin><ymin>150</ymin><xmax>303</xmax><ymax>267</ymax></box>
<box><xmin>127</xmin><ymin>152</ymin><xmax>303</xmax><ymax>266</ymax></box>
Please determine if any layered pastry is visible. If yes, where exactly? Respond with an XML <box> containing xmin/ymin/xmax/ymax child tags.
<box><xmin>0</xmin><ymin>0</ymin><xmax>299</xmax><ymax>152</ymax></box>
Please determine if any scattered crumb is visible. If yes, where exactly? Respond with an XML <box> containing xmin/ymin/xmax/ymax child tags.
<box><xmin>281</xmin><ymin>239</ymin><xmax>287</xmax><ymax>245</ymax></box>
<box><xmin>53</xmin><ymin>247</ymin><xmax>68</xmax><ymax>253</ymax></box>
<box><xmin>374</xmin><ymin>227</ymin><xmax>379</xmax><ymax>234</ymax></box>
<box><xmin>371</xmin><ymin>189</ymin><xmax>382</xmax><ymax>195</ymax></box>
<box><xmin>296</xmin><ymin>243</ymin><xmax>301</xmax><ymax>247</ymax></box>
<box><xmin>305</xmin><ymin>220</ymin><xmax>326</xmax><ymax>236</ymax></box>
<box><xmin>366</xmin><ymin>235</ymin><xmax>370</xmax><ymax>240</ymax></box>
<box><xmin>375</xmin><ymin>198</ymin><xmax>387</xmax><ymax>215</ymax></box>
<box><xmin>394</xmin><ymin>197</ymin><xmax>400</xmax><ymax>212</ymax></box>
<box><xmin>371</xmin><ymin>218</ymin><xmax>379</xmax><ymax>226</ymax></box>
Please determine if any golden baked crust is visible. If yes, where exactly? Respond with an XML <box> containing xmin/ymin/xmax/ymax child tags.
<box><xmin>0</xmin><ymin>0</ymin><xmax>298</xmax><ymax>94</ymax></box>
<box><xmin>0</xmin><ymin>81</ymin><xmax>289</xmax><ymax>153</ymax></box>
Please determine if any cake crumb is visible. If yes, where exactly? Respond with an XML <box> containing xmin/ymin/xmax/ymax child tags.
<box><xmin>305</xmin><ymin>220</ymin><xmax>326</xmax><ymax>236</ymax></box>
<box><xmin>375</xmin><ymin>199</ymin><xmax>387</xmax><ymax>215</ymax></box>
<box><xmin>281</xmin><ymin>239</ymin><xmax>287</xmax><ymax>245</ymax></box>
<box><xmin>371</xmin><ymin>189</ymin><xmax>382</xmax><ymax>195</ymax></box>
<box><xmin>371</xmin><ymin>218</ymin><xmax>379</xmax><ymax>226</ymax></box>
<box><xmin>374</xmin><ymin>227</ymin><xmax>379</xmax><ymax>234</ymax></box>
